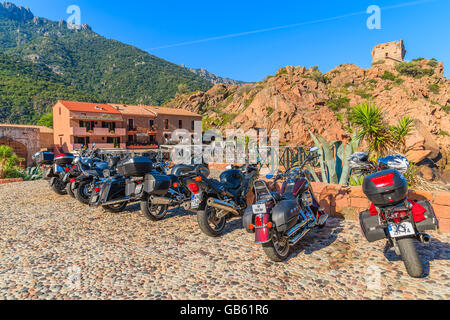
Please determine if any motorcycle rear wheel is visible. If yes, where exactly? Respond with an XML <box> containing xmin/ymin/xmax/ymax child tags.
<box><xmin>197</xmin><ymin>206</ymin><xmax>226</xmax><ymax>237</ymax></box>
<box><xmin>51</xmin><ymin>179</ymin><xmax>67</xmax><ymax>195</ymax></box>
<box><xmin>397</xmin><ymin>237</ymin><xmax>424</xmax><ymax>278</ymax></box>
<box><xmin>140</xmin><ymin>195</ymin><xmax>168</xmax><ymax>221</ymax></box>
<box><xmin>75</xmin><ymin>180</ymin><xmax>92</xmax><ymax>205</ymax></box>
<box><xmin>103</xmin><ymin>202</ymin><xmax>128</xmax><ymax>213</ymax></box>
<box><xmin>262</xmin><ymin>233</ymin><xmax>290</xmax><ymax>262</ymax></box>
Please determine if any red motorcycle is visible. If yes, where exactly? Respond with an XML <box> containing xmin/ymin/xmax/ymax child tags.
<box><xmin>351</xmin><ymin>153</ymin><xmax>439</xmax><ymax>278</ymax></box>
<box><xmin>243</xmin><ymin>147</ymin><xmax>328</xmax><ymax>262</ymax></box>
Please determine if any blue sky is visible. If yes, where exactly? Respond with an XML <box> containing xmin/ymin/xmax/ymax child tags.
<box><xmin>11</xmin><ymin>0</ymin><xmax>450</xmax><ymax>81</ymax></box>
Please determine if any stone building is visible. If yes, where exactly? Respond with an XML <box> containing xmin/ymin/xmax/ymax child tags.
<box><xmin>372</xmin><ymin>40</ymin><xmax>406</xmax><ymax>66</ymax></box>
<box><xmin>0</xmin><ymin>124</ymin><xmax>53</xmax><ymax>166</ymax></box>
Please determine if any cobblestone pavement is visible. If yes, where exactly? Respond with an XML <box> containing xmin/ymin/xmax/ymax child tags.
<box><xmin>0</xmin><ymin>181</ymin><xmax>449</xmax><ymax>300</ymax></box>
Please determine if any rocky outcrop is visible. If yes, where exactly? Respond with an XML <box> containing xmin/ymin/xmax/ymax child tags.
<box><xmin>185</xmin><ymin>67</ymin><xmax>246</xmax><ymax>86</ymax></box>
<box><xmin>0</xmin><ymin>2</ymin><xmax>34</xmax><ymax>21</ymax></box>
<box><xmin>167</xmin><ymin>59</ymin><xmax>450</xmax><ymax>182</ymax></box>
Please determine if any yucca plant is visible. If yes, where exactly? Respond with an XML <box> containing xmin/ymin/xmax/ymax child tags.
<box><xmin>350</xmin><ymin>102</ymin><xmax>394</xmax><ymax>156</ymax></box>
<box><xmin>390</xmin><ymin>116</ymin><xmax>414</xmax><ymax>153</ymax></box>
<box><xmin>21</xmin><ymin>167</ymin><xmax>43</xmax><ymax>181</ymax></box>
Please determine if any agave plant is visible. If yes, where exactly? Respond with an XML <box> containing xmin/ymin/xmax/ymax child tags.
<box><xmin>307</xmin><ymin>131</ymin><xmax>361</xmax><ymax>185</ymax></box>
<box><xmin>21</xmin><ymin>167</ymin><xmax>43</xmax><ymax>181</ymax></box>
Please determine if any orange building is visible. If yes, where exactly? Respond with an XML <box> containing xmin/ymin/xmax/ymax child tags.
<box><xmin>53</xmin><ymin>100</ymin><xmax>202</xmax><ymax>152</ymax></box>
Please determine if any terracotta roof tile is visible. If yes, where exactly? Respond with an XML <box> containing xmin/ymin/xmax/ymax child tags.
<box><xmin>58</xmin><ymin>100</ymin><xmax>122</xmax><ymax>114</ymax></box>
<box><xmin>0</xmin><ymin>123</ymin><xmax>54</xmax><ymax>134</ymax></box>
<box><xmin>109</xmin><ymin>104</ymin><xmax>157</xmax><ymax>117</ymax></box>
<box><xmin>144</xmin><ymin>105</ymin><xmax>201</xmax><ymax>117</ymax></box>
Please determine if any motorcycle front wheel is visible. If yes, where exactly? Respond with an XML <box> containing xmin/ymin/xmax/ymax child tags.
<box><xmin>66</xmin><ymin>182</ymin><xmax>75</xmax><ymax>198</ymax></box>
<box><xmin>397</xmin><ymin>237</ymin><xmax>424</xmax><ymax>278</ymax></box>
<box><xmin>75</xmin><ymin>180</ymin><xmax>93</xmax><ymax>205</ymax></box>
<box><xmin>51</xmin><ymin>179</ymin><xmax>67</xmax><ymax>195</ymax></box>
<box><xmin>140</xmin><ymin>194</ymin><xmax>168</xmax><ymax>221</ymax></box>
<box><xmin>262</xmin><ymin>232</ymin><xmax>290</xmax><ymax>262</ymax></box>
<box><xmin>197</xmin><ymin>205</ymin><xmax>226</xmax><ymax>237</ymax></box>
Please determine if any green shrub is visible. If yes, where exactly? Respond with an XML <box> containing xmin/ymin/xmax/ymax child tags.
<box><xmin>427</xmin><ymin>59</ymin><xmax>438</xmax><ymax>68</ymax></box>
<box><xmin>372</xmin><ymin>60</ymin><xmax>385</xmax><ymax>66</ymax></box>
<box><xmin>428</xmin><ymin>84</ymin><xmax>440</xmax><ymax>94</ymax></box>
<box><xmin>326</xmin><ymin>96</ymin><xmax>350</xmax><ymax>111</ymax></box>
<box><xmin>395</xmin><ymin>62</ymin><xmax>423</xmax><ymax>78</ymax></box>
<box><xmin>439</xmin><ymin>130</ymin><xmax>450</xmax><ymax>136</ymax></box>
<box><xmin>355</xmin><ymin>89</ymin><xmax>372</xmax><ymax>100</ymax></box>
<box><xmin>412</xmin><ymin>57</ymin><xmax>424</xmax><ymax>62</ymax></box>
<box><xmin>266</xmin><ymin>106</ymin><xmax>274</xmax><ymax>116</ymax></box>
<box><xmin>381</xmin><ymin>71</ymin><xmax>396</xmax><ymax>81</ymax></box>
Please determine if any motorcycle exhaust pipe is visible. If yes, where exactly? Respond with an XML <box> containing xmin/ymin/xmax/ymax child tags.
<box><xmin>102</xmin><ymin>197</ymin><xmax>130</xmax><ymax>206</ymax></box>
<box><xmin>207</xmin><ymin>198</ymin><xmax>239</xmax><ymax>216</ymax></box>
<box><xmin>418</xmin><ymin>233</ymin><xmax>431</xmax><ymax>244</ymax></box>
<box><xmin>150</xmin><ymin>196</ymin><xmax>172</xmax><ymax>205</ymax></box>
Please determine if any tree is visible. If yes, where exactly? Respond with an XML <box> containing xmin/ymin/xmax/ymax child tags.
<box><xmin>37</xmin><ymin>112</ymin><xmax>53</xmax><ymax>128</ymax></box>
<box><xmin>390</xmin><ymin>116</ymin><xmax>414</xmax><ymax>153</ymax></box>
<box><xmin>350</xmin><ymin>102</ymin><xmax>394</xmax><ymax>157</ymax></box>
<box><xmin>0</xmin><ymin>145</ymin><xmax>23</xmax><ymax>179</ymax></box>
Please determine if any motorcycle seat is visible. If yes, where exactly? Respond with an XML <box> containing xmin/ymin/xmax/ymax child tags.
<box><xmin>281</xmin><ymin>193</ymin><xmax>296</xmax><ymax>200</ymax></box>
<box><xmin>258</xmin><ymin>192</ymin><xmax>282</xmax><ymax>202</ymax></box>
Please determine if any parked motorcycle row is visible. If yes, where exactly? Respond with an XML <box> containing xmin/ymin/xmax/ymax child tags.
<box><xmin>32</xmin><ymin>146</ymin><xmax>439</xmax><ymax>278</ymax></box>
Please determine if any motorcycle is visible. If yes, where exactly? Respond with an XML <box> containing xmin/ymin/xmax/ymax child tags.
<box><xmin>243</xmin><ymin>147</ymin><xmax>328</xmax><ymax>262</ymax></box>
<box><xmin>89</xmin><ymin>156</ymin><xmax>172</xmax><ymax>215</ymax></box>
<box><xmin>187</xmin><ymin>163</ymin><xmax>259</xmax><ymax>237</ymax></box>
<box><xmin>33</xmin><ymin>151</ymin><xmax>75</xmax><ymax>195</ymax></box>
<box><xmin>351</xmin><ymin>152</ymin><xmax>440</xmax><ymax>278</ymax></box>
<box><xmin>139</xmin><ymin>161</ymin><xmax>210</xmax><ymax>221</ymax></box>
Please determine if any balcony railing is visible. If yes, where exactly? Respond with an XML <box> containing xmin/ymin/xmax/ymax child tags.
<box><xmin>72</xmin><ymin>143</ymin><xmax>126</xmax><ymax>150</ymax></box>
<box><xmin>71</xmin><ymin>127</ymin><xmax>126</xmax><ymax>136</ymax></box>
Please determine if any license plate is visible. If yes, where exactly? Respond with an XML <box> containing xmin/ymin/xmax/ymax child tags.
<box><xmin>135</xmin><ymin>184</ymin><xmax>143</xmax><ymax>195</ymax></box>
<box><xmin>191</xmin><ymin>193</ymin><xmax>201</xmax><ymax>209</ymax></box>
<box><xmin>252</xmin><ymin>204</ymin><xmax>266</xmax><ymax>214</ymax></box>
<box><xmin>388</xmin><ymin>222</ymin><xmax>415</xmax><ymax>238</ymax></box>
<box><xmin>91</xmin><ymin>195</ymin><xmax>99</xmax><ymax>204</ymax></box>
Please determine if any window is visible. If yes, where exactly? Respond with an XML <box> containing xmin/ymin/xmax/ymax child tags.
<box><xmin>164</xmin><ymin>119</ymin><xmax>169</xmax><ymax>130</ymax></box>
<box><xmin>59</xmin><ymin>107</ymin><xmax>61</xmax><ymax>115</ymax></box>
<box><xmin>149</xmin><ymin>119</ymin><xmax>154</xmax><ymax>127</ymax></box>
<box><xmin>179</xmin><ymin>120</ymin><xmax>183</xmax><ymax>129</ymax></box>
<box><xmin>128</xmin><ymin>119</ymin><xmax>134</xmax><ymax>130</ymax></box>
<box><xmin>191</xmin><ymin>121</ymin><xmax>195</xmax><ymax>131</ymax></box>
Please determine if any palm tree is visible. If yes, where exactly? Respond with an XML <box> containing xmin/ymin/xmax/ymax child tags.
<box><xmin>350</xmin><ymin>102</ymin><xmax>394</xmax><ymax>156</ymax></box>
<box><xmin>0</xmin><ymin>145</ymin><xmax>22</xmax><ymax>179</ymax></box>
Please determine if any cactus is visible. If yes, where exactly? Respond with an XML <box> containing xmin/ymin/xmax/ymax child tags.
<box><xmin>21</xmin><ymin>166</ymin><xmax>43</xmax><ymax>181</ymax></box>
<box><xmin>308</xmin><ymin>131</ymin><xmax>360</xmax><ymax>185</ymax></box>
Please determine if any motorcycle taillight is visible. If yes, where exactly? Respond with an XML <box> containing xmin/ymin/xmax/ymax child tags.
<box><xmin>255</xmin><ymin>215</ymin><xmax>263</xmax><ymax>227</ymax></box>
<box><xmin>94</xmin><ymin>187</ymin><xmax>101</xmax><ymax>193</ymax></box>
<box><xmin>188</xmin><ymin>183</ymin><xmax>199</xmax><ymax>194</ymax></box>
<box><xmin>370</xmin><ymin>173</ymin><xmax>395</xmax><ymax>188</ymax></box>
<box><xmin>70</xmin><ymin>178</ymin><xmax>76</xmax><ymax>183</ymax></box>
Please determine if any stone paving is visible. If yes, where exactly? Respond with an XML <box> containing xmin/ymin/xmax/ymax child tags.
<box><xmin>0</xmin><ymin>180</ymin><xmax>449</xmax><ymax>300</ymax></box>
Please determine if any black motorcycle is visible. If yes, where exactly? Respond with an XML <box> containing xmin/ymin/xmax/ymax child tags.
<box><xmin>89</xmin><ymin>156</ymin><xmax>172</xmax><ymax>215</ymax></box>
<box><xmin>187</xmin><ymin>163</ymin><xmax>259</xmax><ymax>237</ymax></box>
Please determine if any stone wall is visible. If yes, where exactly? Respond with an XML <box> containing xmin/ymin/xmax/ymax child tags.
<box><xmin>310</xmin><ymin>182</ymin><xmax>450</xmax><ymax>233</ymax></box>
<box><xmin>0</xmin><ymin>126</ymin><xmax>40</xmax><ymax>166</ymax></box>
<box><xmin>371</xmin><ymin>40</ymin><xmax>406</xmax><ymax>65</ymax></box>
<box><xmin>0</xmin><ymin>178</ymin><xmax>23</xmax><ymax>184</ymax></box>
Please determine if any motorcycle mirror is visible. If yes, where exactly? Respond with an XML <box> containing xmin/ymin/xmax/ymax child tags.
<box><xmin>310</xmin><ymin>147</ymin><xmax>319</xmax><ymax>153</ymax></box>
<box><xmin>266</xmin><ymin>174</ymin><xmax>274</xmax><ymax>179</ymax></box>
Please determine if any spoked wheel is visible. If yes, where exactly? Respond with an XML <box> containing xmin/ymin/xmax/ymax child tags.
<box><xmin>140</xmin><ymin>195</ymin><xmax>168</xmax><ymax>221</ymax></box>
<box><xmin>75</xmin><ymin>180</ymin><xmax>93</xmax><ymax>205</ymax></box>
<box><xmin>103</xmin><ymin>202</ymin><xmax>128</xmax><ymax>213</ymax></box>
<box><xmin>51</xmin><ymin>179</ymin><xmax>67</xmax><ymax>195</ymax></box>
<box><xmin>197</xmin><ymin>205</ymin><xmax>226</xmax><ymax>237</ymax></box>
<box><xmin>262</xmin><ymin>232</ymin><xmax>290</xmax><ymax>262</ymax></box>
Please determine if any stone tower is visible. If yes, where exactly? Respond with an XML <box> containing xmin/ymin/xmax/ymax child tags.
<box><xmin>371</xmin><ymin>40</ymin><xmax>406</xmax><ymax>66</ymax></box>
